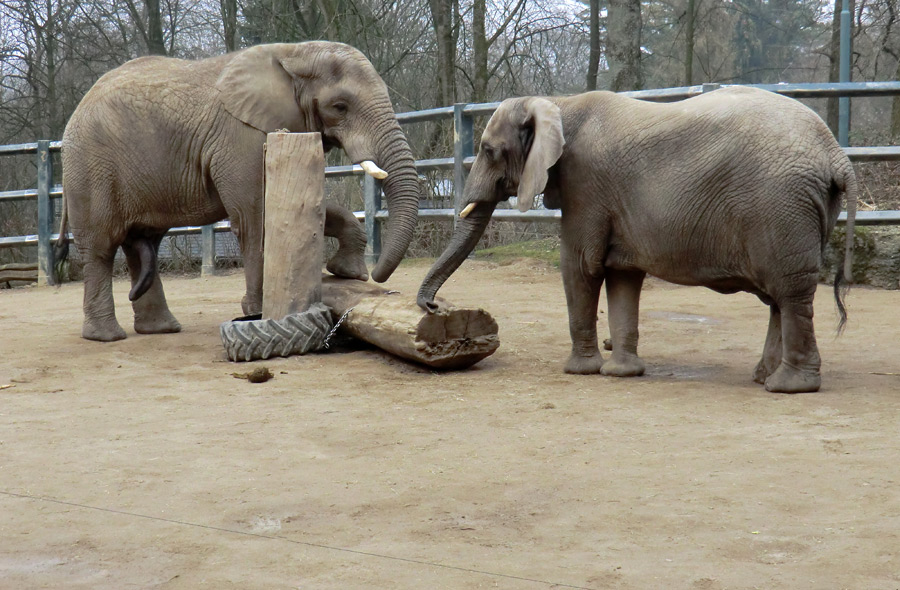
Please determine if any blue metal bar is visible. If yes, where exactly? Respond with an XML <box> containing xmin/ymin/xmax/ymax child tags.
<box><xmin>453</xmin><ymin>104</ymin><xmax>474</xmax><ymax>227</ymax></box>
<box><xmin>839</xmin><ymin>0</ymin><xmax>852</xmax><ymax>146</ymax></box>
<box><xmin>201</xmin><ymin>224</ymin><xmax>216</xmax><ymax>277</ymax></box>
<box><xmin>36</xmin><ymin>141</ymin><xmax>55</xmax><ymax>285</ymax></box>
<box><xmin>364</xmin><ymin>175</ymin><xmax>382</xmax><ymax>265</ymax></box>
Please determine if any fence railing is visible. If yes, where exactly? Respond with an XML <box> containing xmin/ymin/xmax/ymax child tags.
<box><xmin>3</xmin><ymin>81</ymin><xmax>900</xmax><ymax>286</ymax></box>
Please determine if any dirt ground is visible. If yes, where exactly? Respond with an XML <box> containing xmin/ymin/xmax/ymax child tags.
<box><xmin>1</xmin><ymin>258</ymin><xmax>899</xmax><ymax>590</ymax></box>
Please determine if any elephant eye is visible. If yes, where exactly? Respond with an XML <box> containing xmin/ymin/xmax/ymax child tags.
<box><xmin>332</xmin><ymin>101</ymin><xmax>348</xmax><ymax>114</ymax></box>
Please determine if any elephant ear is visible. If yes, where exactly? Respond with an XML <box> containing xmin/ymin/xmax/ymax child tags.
<box><xmin>517</xmin><ymin>98</ymin><xmax>565</xmax><ymax>212</ymax></box>
<box><xmin>215</xmin><ymin>44</ymin><xmax>307</xmax><ymax>132</ymax></box>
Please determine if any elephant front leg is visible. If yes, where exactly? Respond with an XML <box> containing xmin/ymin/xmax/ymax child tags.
<box><xmin>601</xmin><ymin>268</ymin><xmax>646</xmax><ymax>377</ymax></box>
<box><xmin>325</xmin><ymin>203</ymin><xmax>369</xmax><ymax>281</ymax></box>
<box><xmin>561</xmin><ymin>247</ymin><xmax>605</xmax><ymax>374</ymax></box>
<box><xmin>81</xmin><ymin>249</ymin><xmax>127</xmax><ymax>342</ymax></box>
<box><xmin>753</xmin><ymin>305</ymin><xmax>782</xmax><ymax>384</ymax></box>
<box><xmin>765</xmin><ymin>295</ymin><xmax>822</xmax><ymax>393</ymax></box>
<box><xmin>123</xmin><ymin>237</ymin><xmax>181</xmax><ymax>335</ymax></box>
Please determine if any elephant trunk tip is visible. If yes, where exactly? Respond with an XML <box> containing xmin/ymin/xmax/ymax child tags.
<box><xmin>416</xmin><ymin>291</ymin><xmax>440</xmax><ymax>313</ymax></box>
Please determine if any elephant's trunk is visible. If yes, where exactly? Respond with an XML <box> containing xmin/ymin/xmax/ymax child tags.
<box><xmin>370</xmin><ymin>125</ymin><xmax>420</xmax><ymax>283</ymax></box>
<box><xmin>417</xmin><ymin>201</ymin><xmax>496</xmax><ymax>311</ymax></box>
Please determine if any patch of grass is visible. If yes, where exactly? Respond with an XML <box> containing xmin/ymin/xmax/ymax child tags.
<box><xmin>473</xmin><ymin>237</ymin><xmax>561</xmax><ymax>267</ymax></box>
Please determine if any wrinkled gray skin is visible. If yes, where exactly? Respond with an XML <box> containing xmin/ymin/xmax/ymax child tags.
<box><xmin>418</xmin><ymin>87</ymin><xmax>857</xmax><ymax>393</ymax></box>
<box><xmin>59</xmin><ymin>42</ymin><xmax>420</xmax><ymax>342</ymax></box>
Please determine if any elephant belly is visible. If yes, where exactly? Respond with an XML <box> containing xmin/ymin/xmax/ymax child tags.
<box><xmin>605</xmin><ymin>242</ymin><xmax>756</xmax><ymax>292</ymax></box>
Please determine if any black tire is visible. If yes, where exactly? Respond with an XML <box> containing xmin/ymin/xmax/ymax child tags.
<box><xmin>220</xmin><ymin>303</ymin><xmax>333</xmax><ymax>362</ymax></box>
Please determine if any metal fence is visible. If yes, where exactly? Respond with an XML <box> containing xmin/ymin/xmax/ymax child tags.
<box><xmin>3</xmin><ymin>82</ymin><xmax>900</xmax><ymax>286</ymax></box>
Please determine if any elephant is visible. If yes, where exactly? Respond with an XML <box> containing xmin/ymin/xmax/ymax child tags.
<box><xmin>418</xmin><ymin>87</ymin><xmax>857</xmax><ymax>393</ymax></box>
<box><xmin>56</xmin><ymin>42</ymin><xmax>420</xmax><ymax>342</ymax></box>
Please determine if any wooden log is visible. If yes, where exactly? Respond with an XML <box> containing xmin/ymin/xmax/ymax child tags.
<box><xmin>321</xmin><ymin>276</ymin><xmax>499</xmax><ymax>370</ymax></box>
<box><xmin>0</xmin><ymin>263</ymin><xmax>38</xmax><ymax>284</ymax></box>
<box><xmin>262</xmin><ymin>132</ymin><xmax>325</xmax><ymax>320</ymax></box>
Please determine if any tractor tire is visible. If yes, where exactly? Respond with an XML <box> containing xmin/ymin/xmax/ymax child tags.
<box><xmin>220</xmin><ymin>303</ymin><xmax>333</xmax><ymax>362</ymax></box>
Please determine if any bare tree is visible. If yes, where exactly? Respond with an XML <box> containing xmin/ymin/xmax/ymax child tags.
<box><xmin>586</xmin><ymin>0</ymin><xmax>600</xmax><ymax>90</ymax></box>
<box><xmin>607</xmin><ymin>0</ymin><xmax>642</xmax><ymax>91</ymax></box>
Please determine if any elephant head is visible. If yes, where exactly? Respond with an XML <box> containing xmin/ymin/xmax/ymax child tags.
<box><xmin>417</xmin><ymin>97</ymin><xmax>565</xmax><ymax>310</ymax></box>
<box><xmin>216</xmin><ymin>42</ymin><xmax>419</xmax><ymax>282</ymax></box>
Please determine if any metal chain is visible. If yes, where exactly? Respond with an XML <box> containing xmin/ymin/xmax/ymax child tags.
<box><xmin>323</xmin><ymin>306</ymin><xmax>354</xmax><ymax>349</ymax></box>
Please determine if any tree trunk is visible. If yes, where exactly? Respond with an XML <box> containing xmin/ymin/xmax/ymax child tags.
<box><xmin>607</xmin><ymin>0</ymin><xmax>643</xmax><ymax>92</ymax></box>
<box><xmin>586</xmin><ymin>0</ymin><xmax>600</xmax><ymax>91</ymax></box>
<box><xmin>473</xmin><ymin>0</ymin><xmax>488</xmax><ymax>102</ymax></box>
<box><xmin>429</xmin><ymin>0</ymin><xmax>457</xmax><ymax>106</ymax></box>
<box><xmin>322</xmin><ymin>277</ymin><xmax>499</xmax><ymax>370</ymax></box>
<box><xmin>146</xmin><ymin>0</ymin><xmax>167</xmax><ymax>55</ymax></box>
<box><xmin>222</xmin><ymin>0</ymin><xmax>238</xmax><ymax>52</ymax></box>
<box><xmin>684</xmin><ymin>0</ymin><xmax>695</xmax><ymax>86</ymax></box>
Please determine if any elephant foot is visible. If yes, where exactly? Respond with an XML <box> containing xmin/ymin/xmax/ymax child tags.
<box><xmin>600</xmin><ymin>354</ymin><xmax>646</xmax><ymax>377</ymax></box>
<box><xmin>134</xmin><ymin>311</ymin><xmax>182</xmax><ymax>335</ymax></box>
<box><xmin>82</xmin><ymin>317</ymin><xmax>127</xmax><ymax>342</ymax></box>
<box><xmin>326</xmin><ymin>250</ymin><xmax>369</xmax><ymax>281</ymax></box>
<box><xmin>764</xmin><ymin>362</ymin><xmax>821</xmax><ymax>394</ymax></box>
<box><xmin>564</xmin><ymin>352</ymin><xmax>604</xmax><ymax>375</ymax></box>
<box><xmin>242</xmin><ymin>294</ymin><xmax>262</xmax><ymax>317</ymax></box>
<box><xmin>752</xmin><ymin>356</ymin><xmax>782</xmax><ymax>385</ymax></box>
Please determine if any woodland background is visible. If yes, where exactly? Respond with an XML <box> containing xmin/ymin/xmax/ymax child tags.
<box><xmin>2</xmin><ymin>0</ymin><xmax>900</xmax><ymax>269</ymax></box>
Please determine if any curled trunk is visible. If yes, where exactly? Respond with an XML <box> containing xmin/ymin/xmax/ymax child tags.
<box><xmin>417</xmin><ymin>202</ymin><xmax>496</xmax><ymax>311</ymax></box>
<box><xmin>371</xmin><ymin>126</ymin><xmax>421</xmax><ymax>283</ymax></box>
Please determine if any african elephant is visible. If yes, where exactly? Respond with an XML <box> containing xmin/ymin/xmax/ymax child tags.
<box><xmin>418</xmin><ymin>87</ymin><xmax>857</xmax><ymax>393</ymax></box>
<box><xmin>57</xmin><ymin>42</ymin><xmax>420</xmax><ymax>342</ymax></box>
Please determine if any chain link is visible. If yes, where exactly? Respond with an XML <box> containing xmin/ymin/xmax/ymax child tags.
<box><xmin>323</xmin><ymin>306</ymin><xmax>354</xmax><ymax>349</ymax></box>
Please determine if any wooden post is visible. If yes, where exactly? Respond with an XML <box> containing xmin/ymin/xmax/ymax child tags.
<box><xmin>262</xmin><ymin>133</ymin><xmax>325</xmax><ymax>320</ymax></box>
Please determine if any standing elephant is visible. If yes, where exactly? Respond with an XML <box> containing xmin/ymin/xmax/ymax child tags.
<box><xmin>57</xmin><ymin>42</ymin><xmax>420</xmax><ymax>342</ymax></box>
<box><xmin>418</xmin><ymin>87</ymin><xmax>857</xmax><ymax>393</ymax></box>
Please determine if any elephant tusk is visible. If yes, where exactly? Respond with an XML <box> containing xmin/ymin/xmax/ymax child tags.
<box><xmin>360</xmin><ymin>160</ymin><xmax>388</xmax><ymax>179</ymax></box>
<box><xmin>459</xmin><ymin>202</ymin><xmax>477</xmax><ymax>218</ymax></box>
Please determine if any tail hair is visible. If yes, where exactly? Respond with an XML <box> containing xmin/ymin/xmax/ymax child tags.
<box><xmin>833</xmin><ymin>261</ymin><xmax>850</xmax><ymax>336</ymax></box>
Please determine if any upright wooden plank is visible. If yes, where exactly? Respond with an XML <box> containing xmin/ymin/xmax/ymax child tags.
<box><xmin>262</xmin><ymin>133</ymin><xmax>325</xmax><ymax>320</ymax></box>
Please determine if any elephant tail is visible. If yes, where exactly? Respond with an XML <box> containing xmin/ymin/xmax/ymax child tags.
<box><xmin>52</xmin><ymin>191</ymin><xmax>70</xmax><ymax>284</ymax></box>
<box><xmin>830</xmin><ymin>156</ymin><xmax>857</xmax><ymax>335</ymax></box>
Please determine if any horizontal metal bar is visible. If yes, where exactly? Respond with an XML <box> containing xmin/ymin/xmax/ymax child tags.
<box><xmin>0</xmin><ymin>143</ymin><xmax>38</xmax><ymax>156</ymax></box>
<box><xmin>0</xmin><ymin>185</ymin><xmax>63</xmax><ymax>202</ymax></box>
<box><xmin>396</xmin><ymin>106</ymin><xmax>455</xmax><ymax>123</ymax></box>
<box><xmin>844</xmin><ymin>147</ymin><xmax>900</xmax><ymax>161</ymax></box>
<box><xmin>462</xmin><ymin>102</ymin><xmax>501</xmax><ymax>116</ymax></box>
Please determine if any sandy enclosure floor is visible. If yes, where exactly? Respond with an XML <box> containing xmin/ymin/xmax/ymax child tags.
<box><xmin>1</xmin><ymin>259</ymin><xmax>899</xmax><ymax>590</ymax></box>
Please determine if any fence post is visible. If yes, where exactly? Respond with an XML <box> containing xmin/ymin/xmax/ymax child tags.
<box><xmin>453</xmin><ymin>103</ymin><xmax>474</xmax><ymax>227</ymax></box>
<box><xmin>364</xmin><ymin>174</ymin><xmax>382</xmax><ymax>265</ymax></box>
<box><xmin>838</xmin><ymin>0</ymin><xmax>851</xmax><ymax>147</ymax></box>
<box><xmin>36</xmin><ymin>140</ymin><xmax>55</xmax><ymax>286</ymax></box>
<box><xmin>201</xmin><ymin>224</ymin><xmax>216</xmax><ymax>277</ymax></box>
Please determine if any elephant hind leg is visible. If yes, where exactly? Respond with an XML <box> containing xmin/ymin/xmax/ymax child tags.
<box><xmin>600</xmin><ymin>268</ymin><xmax>646</xmax><ymax>378</ymax></box>
<box><xmin>753</xmin><ymin>304</ymin><xmax>783</xmax><ymax>384</ymax></box>
<box><xmin>81</xmin><ymin>245</ymin><xmax>127</xmax><ymax>342</ymax></box>
<box><xmin>325</xmin><ymin>203</ymin><xmax>369</xmax><ymax>281</ymax></box>
<box><xmin>123</xmin><ymin>235</ymin><xmax>181</xmax><ymax>335</ymax></box>
<box><xmin>765</xmin><ymin>289</ymin><xmax>822</xmax><ymax>393</ymax></box>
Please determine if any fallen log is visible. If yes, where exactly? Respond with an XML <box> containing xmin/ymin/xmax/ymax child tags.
<box><xmin>321</xmin><ymin>276</ymin><xmax>499</xmax><ymax>370</ymax></box>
